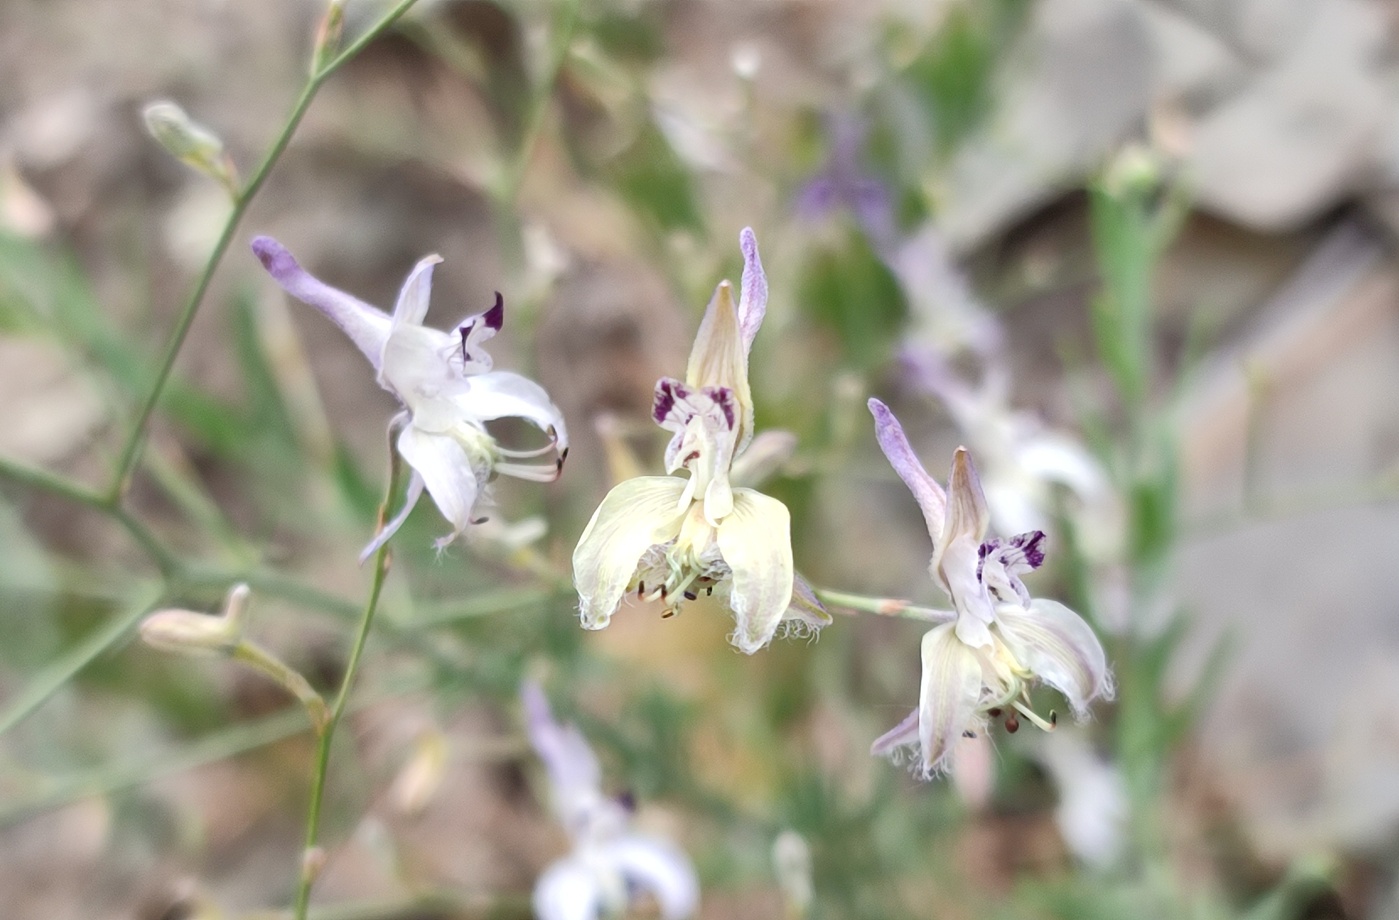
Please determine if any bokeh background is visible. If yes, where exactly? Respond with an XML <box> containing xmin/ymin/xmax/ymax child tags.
<box><xmin>2</xmin><ymin>0</ymin><xmax>1399</xmax><ymax>917</ymax></box>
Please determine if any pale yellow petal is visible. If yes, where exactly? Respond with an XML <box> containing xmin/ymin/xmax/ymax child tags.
<box><xmin>716</xmin><ymin>488</ymin><xmax>793</xmax><ymax>654</ymax></box>
<box><xmin>918</xmin><ymin>622</ymin><xmax>986</xmax><ymax>776</ymax></box>
<box><xmin>996</xmin><ymin>599</ymin><xmax>1112</xmax><ymax>716</ymax></box>
<box><xmin>572</xmin><ymin>477</ymin><xmax>688</xmax><ymax>629</ymax></box>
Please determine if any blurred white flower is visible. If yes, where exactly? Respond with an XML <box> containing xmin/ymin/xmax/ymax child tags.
<box><xmin>1037</xmin><ymin>729</ymin><xmax>1128</xmax><ymax>869</ymax></box>
<box><xmin>867</xmin><ymin>399</ymin><xmax>1113</xmax><ymax>777</ymax></box>
<box><xmin>252</xmin><ymin>237</ymin><xmax>567</xmax><ymax>559</ymax></box>
<box><xmin>523</xmin><ymin>681</ymin><xmax>698</xmax><ymax>920</ymax></box>
<box><xmin>572</xmin><ymin>229</ymin><xmax>828</xmax><ymax>654</ymax></box>
<box><xmin>771</xmin><ymin>830</ymin><xmax>813</xmax><ymax>919</ymax></box>
<box><xmin>903</xmin><ymin>350</ymin><xmax>1121</xmax><ymax>552</ymax></box>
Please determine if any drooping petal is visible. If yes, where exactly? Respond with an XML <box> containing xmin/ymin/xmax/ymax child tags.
<box><xmin>870</xmin><ymin>707</ymin><xmax>920</xmax><ymax>759</ymax></box>
<box><xmin>603</xmin><ymin>834</ymin><xmax>700</xmax><ymax>920</ymax></box>
<box><xmin>532</xmin><ymin>856</ymin><xmax>602</xmax><ymax>920</ymax></box>
<box><xmin>359</xmin><ymin>471</ymin><xmax>425</xmax><ymax>563</ymax></box>
<box><xmin>460</xmin><ymin>370</ymin><xmax>569</xmax><ymax>450</ymax></box>
<box><xmin>716</xmin><ymin>488</ymin><xmax>793</xmax><ymax>654</ymax></box>
<box><xmin>573</xmin><ymin>477</ymin><xmax>689</xmax><ymax>629</ymax></box>
<box><xmin>395</xmin><ymin>425</ymin><xmax>484</xmax><ymax>547</ymax></box>
<box><xmin>389</xmin><ymin>253</ymin><xmax>443</xmax><ymax>329</ymax></box>
<box><xmin>251</xmin><ymin>236</ymin><xmax>392</xmax><ymax>370</ymax></box>
<box><xmin>917</xmin><ymin>622</ymin><xmax>987</xmax><ymax>776</ymax></box>
<box><xmin>737</xmin><ymin>227</ymin><xmax>767</xmax><ymax>352</ymax></box>
<box><xmin>996</xmin><ymin>599</ymin><xmax>1112</xmax><ymax>717</ymax></box>
<box><xmin>868</xmin><ymin>399</ymin><xmax>946</xmax><ymax>545</ymax></box>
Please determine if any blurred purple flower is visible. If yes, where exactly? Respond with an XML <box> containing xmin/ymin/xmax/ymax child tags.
<box><xmin>522</xmin><ymin>681</ymin><xmax>699</xmax><ymax>920</ymax></box>
<box><xmin>252</xmin><ymin>237</ymin><xmax>567</xmax><ymax>558</ymax></box>
<box><xmin>867</xmin><ymin>399</ymin><xmax>1113</xmax><ymax>777</ymax></box>
<box><xmin>794</xmin><ymin>115</ymin><xmax>896</xmax><ymax>251</ymax></box>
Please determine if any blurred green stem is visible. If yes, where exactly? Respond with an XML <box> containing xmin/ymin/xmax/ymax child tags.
<box><xmin>812</xmin><ymin>586</ymin><xmax>954</xmax><ymax>624</ymax></box>
<box><xmin>0</xmin><ymin>585</ymin><xmax>162</xmax><ymax>737</ymax></box>
<box><xmin>0</xmin><ymin>675</ymin><xmax>431</xmax><ymax>829</ymax></box>
<box><xmin>106</xmin><ymin>0</ymin><xmax>423</xmax><ymax>504</ymax></box>
<box><xmin>291</xmin><ymin>463</ymin><xmax>399</xmax><ymax>920</ymax></box>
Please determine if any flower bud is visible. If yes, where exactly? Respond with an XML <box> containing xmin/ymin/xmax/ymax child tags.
<box><xmin>140</xmin><ymin>609</ymin><xmax>239</xmax><ymax>657</ymax></box>
<box><xmin>139</xmin><ymin>583</ymin><xmax>248</xmax><ymax>657</ymax></box>
<box><xmin>311</xmin><ymin>0</ymin><xmax>346</xmax><ymax>75</ymax></box>
<box><xmin>389</xmin><ymin>729</ymin><xmax>448</xmax><ymax>816</ymax></box>
<box><xmin>142</xmin><ymin>101</ymin><xmax>238</xmax><ymax>194</ymax></box>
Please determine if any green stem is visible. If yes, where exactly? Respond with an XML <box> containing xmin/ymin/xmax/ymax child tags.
<box><xmin>811</xmin><ymin>586</ymin><xmax>953</xmax><ymax>624</ymax></box>
<box><xmin>0</xmin><ymin>585</ymin><xmax>163</xmax><ymax>738</ymax></box>
<box><xmin>106</xmin><ymin>0</ymin><xmax>424</xmax><ymax>504</ymax></box>
<box><xmin>0</xmin><ymin>675</ymin><xmax>430</xmax><ymax>830</ymax></box>
<box><xmin>292</xmin><ymin>474</ymin><xmax>398</xmax><ymax>919</ymax></box>
<box><xmin>232</xmin><ymin>641</ymin><xmax>330</xmax><ymax>731</ymax></box>
<box><xmin>495</xmin><ymin>0</ymin><xmax>580</xmax><ymax>206</ymax></box>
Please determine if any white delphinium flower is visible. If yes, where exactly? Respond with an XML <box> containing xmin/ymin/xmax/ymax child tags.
<box><xmin>572</xmin><ymin>228</ymin><xmax>828</xmax><ymax>654</ymax></box>
<box><xmin>252</xmin><ymin>237</ymin><xmax>567</xmax><ymax>558</ymax></box>
<box><xmin>523</xmin><ymin>681</ymin><xmax>698</xmax><ymax>920</ymax></box>
<box><xmin>867</xmin><ymin>399</ymin><xmax>1113</xmax><ymax>777</ymax></box>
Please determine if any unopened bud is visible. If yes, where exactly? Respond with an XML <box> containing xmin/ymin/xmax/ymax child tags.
<box><xmin>140</xmin><ymin>609</ymin><xmax>239</xmax><ymax>657</ymax></box>
<box><xmin>301</xmin><ymin>845</ymin><xmax>328</xmax><ymax>884</ymax></box>
<box><xmin>1102</xmin><ymin>143</ymin><xmax>1164</xmax><ymax>201</ymax></box>
<box><xmin>140</xmin><ymin>584</ymin><xmax>248</xmax><ymax>657</ymax></box>
<box><xmin>772</xmin><ymin>830</ymin><xmax>813</xmax><ymax>918</ymax></box>
<box><xmin>390</xmin><ymin>729</ymin><xmax>448</xmax><ymax>816</ymax></box>
<box><xmin>311</xmin><ymin>0</ymin><xmax>347</xmax><ymax>75</ymax></box>
<box><xmin>142</xmin><ymin>101</ymin><xmax>238</xmax><ymax>195</ymax></box>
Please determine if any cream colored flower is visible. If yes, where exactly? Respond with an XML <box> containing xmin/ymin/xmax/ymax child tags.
<box><xmin>572</xmin><ymin>229</ymin><xmax>826</xmax><ymax>654</ymax></box>
<box><xmin>867</xmin><ymin>399</ymin><xmax>1113</xmax><ymax>776</ymax></box>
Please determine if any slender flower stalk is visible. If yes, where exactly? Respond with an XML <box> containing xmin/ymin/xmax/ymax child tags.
<box><xmin>291</xmin><ymin>467</ymin><xmax>398</xmax><ymax>920</ymax></box>
<box><xmin>572</xmin><ymin>228</ymin><xmax>828</xmax><ymax>654</ymax></box>
<box><xmin>867</xmin><ymin>399</ymin><xmax>1113</xmax><ymax>777</ymax></box>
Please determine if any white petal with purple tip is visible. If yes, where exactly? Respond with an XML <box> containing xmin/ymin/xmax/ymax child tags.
<box><xmin>251</xmin><ymin>236</ymin><xmax>392</xmax><ymax>369</ymax></box>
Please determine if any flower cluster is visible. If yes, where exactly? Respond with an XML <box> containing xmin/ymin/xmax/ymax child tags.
<box><xmin>252</xmin><ymin>237</ymin><xmax>567</xmax><ymax>558</ymax></box>
<box><xmin>571</xmin><ymin>229</ymin><xmax>828</xmax><ymax>655</ymax></box>
<box><xmin>867</xmin><ymin>398</ymin><xmax>1113</xmax><ymax>776</ymax></box>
